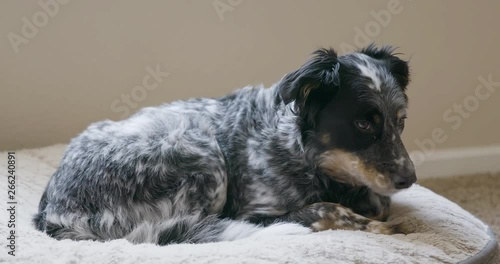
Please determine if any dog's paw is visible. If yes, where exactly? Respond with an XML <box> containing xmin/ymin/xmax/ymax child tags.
<box><xmin>388</xmin><ymin>217</ymin><xmax>415</xmax><ymax>235</ymax></box>
<box><xmin>365</xmin><ymin>218</ymin><xmax>413</xmax><ymax>235</ymax></box>
<box><xmin>300</xmin><ymin>202</ymin><xmax>414</xmax><ymax>235</ymax></box>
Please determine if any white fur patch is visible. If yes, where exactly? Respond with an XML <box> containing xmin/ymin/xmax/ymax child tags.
<box><xmin>99</xmin><ymin>209</ymin><xmax>115</xmax><ymax>230</ymax></box>
<box><xmin>219</xmin><ymin>221</ymin><xmax>311</xmax><ymax>242</ymax></box>
<box><xmin>248</xmin><ymin>223</ymin><xmax>311</xmax><ymax>239</ymax></box>
<box><xmin>353</xmin><ymin>53</ymin><xmax>383</xmax><ymax>91</ymax></box>
<box><xmin>218</xmin><ymin>222</ymin><xmax>264</xmax><ymax>241</ymax></box>
<box><xmin>395</xmin><ymin>157</ymin><xmax>406</xmax><ymax>166</ymax></box>
<box><xmin>357</xmin><ymin>63</ymin><xmax>382</xmax><ymax>91</ymax></box>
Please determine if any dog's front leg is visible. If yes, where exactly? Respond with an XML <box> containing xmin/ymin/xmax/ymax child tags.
<box><xmin>343</xmin><ymin>189</ymin><xmax>391</xmax><ymax>221</ymax></box>
<box><xmin>281</xmin><ymin>202</ymin><xmax>403</xmax><ymax>235</ymax></box>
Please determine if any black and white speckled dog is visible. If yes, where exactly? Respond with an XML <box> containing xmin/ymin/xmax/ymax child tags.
<box><xmin>34</xmin><ymin>44</ymin><xmax>416</xmax><ymax>245</ymax></box>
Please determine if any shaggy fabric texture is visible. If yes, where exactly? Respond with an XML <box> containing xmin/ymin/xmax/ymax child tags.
<box><xmin>0</xmin><ymin>145</ymin><xmax>496</xmax><ymax>264</ymax></box>
<box><xmin>420</xmin><ymin>174</ymin><xmax>500</xmax><ymax>241</ymax></box>
<box><xmin>420</xmin><ymin>174</ymin><xmax>500</xmax><ymax>264</ymax></box>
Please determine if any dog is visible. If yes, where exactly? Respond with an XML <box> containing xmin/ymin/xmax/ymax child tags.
<box><xmin>33</xmin><ymin>44</ymin><xmax>416</xmax><ymax>245</ymax></box>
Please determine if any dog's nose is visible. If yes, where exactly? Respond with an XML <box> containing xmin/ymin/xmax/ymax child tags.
<box><xmin>394</xmin><ymin>173</ymin><xmax>417</xmax><ymax>189</ymax></box>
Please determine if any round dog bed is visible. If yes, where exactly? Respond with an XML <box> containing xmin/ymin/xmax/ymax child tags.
<box><xmin>1</xmin><ymin>145</ymin><xmax>498</xmax><ymax>263</ymax></box>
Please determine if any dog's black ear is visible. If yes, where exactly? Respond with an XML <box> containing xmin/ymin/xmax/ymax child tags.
<box><xmin>386</xmin><ymin>56</ymin><xmax>410</xmax><ymax>89</ymax></box>
<box><xmin>360</xmin><ymin>44</ymin><xmax>410</xmax><ymax>89</ymax></box>
<box><xmin>277</xmin><ymin>49</ymin><xmax>340</xmax><ymax>125</ymax></box>
<box><xmin>277</xmin><ymin>48</ymin><xmax>340</xmax><ymax>126</ymax></box>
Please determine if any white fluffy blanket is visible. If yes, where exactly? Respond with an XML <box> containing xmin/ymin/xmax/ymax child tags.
<box><xmin>0</xmin><ymin>145</ymin><xmax>495</xmax><ymax>263</ymax></box>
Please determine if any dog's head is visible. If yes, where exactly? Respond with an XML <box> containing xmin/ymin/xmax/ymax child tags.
<box><xmin>278</xmin><ymin>44</ymin><xmax>416</xmax><ymax>196</ymax></box>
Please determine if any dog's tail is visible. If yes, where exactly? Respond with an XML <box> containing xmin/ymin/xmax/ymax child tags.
<box><xmin>125</xmin><ymin>214</ymin><xmax>311</xmax><ymax>245</ymax></box>
<box><xmin>33</xmin><ymin>189</ymin><xmax>49</xmax><ymax>231</ymax></box>
<box><xmin>35</xmin><ymin>206</ymin><xmax>309</xmax><ymax>244</ymax></box>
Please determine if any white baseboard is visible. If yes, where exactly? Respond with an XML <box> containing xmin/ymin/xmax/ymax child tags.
<box><xmin>410</xmin><ymin>145</ymin><xmax>500</xmax><ymax>179</ymax></box>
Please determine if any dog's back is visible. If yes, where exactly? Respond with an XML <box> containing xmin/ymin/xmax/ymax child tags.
<box><xmin>33</xmin><ymin>89</ymin><xmax>310</xmax><ymax>244</ymax></box>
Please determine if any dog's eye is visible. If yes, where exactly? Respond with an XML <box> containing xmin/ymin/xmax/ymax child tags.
<box><xmin>398</xmin><ymin>118</ymin><xmax>406</xmax><ymax>128</ymax></box>
<box><xmin>355</xmin><ymin>120</ymin><xmax>372</xmax><ymax>131</ymax></box>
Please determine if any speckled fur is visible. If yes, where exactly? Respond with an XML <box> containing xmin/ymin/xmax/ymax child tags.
<box><xmin>34</xmin><ymin>45</ymin><xmax>415</xmax><ymax>244</ymax></box>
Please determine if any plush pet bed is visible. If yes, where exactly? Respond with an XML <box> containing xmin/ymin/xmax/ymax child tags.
<box><xmin>1</xmin><ymin>145</ymin><xmax>497</xmax><ymax>263</ymax></box>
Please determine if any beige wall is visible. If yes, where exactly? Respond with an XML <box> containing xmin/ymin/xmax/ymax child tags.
<box><xmin>1</xmin><ymin>0</ymin><xmax>499</xmax><ymax>152</ymax></box>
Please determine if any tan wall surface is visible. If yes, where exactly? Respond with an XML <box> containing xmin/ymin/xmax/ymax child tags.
<box><xmin>1</xmin><ymin>0</ymin><xmax>499</xmax><ymax>151</ymax></box>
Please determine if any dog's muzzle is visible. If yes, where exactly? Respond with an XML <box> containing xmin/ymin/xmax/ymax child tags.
<box><xmin>392</xmin><ymin>170</ymin><xmax>417</xmax><ymax>189</ymax></box>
